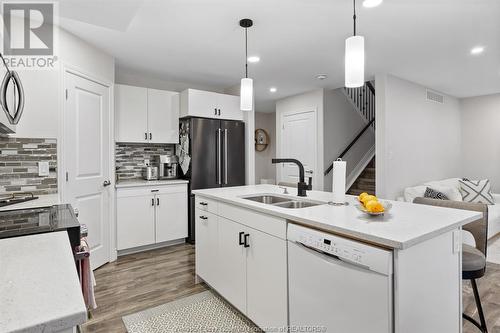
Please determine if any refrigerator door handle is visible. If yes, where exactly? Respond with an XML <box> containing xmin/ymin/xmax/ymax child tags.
<box><xmin>224</xmin><ymin>129</ymin><xmax>228</xmax><ymax>185</ymax></box>
<box><xmin>217</xmin><ymin>128</ymin><xmax>222</xmax><ymax>185</ymax></box>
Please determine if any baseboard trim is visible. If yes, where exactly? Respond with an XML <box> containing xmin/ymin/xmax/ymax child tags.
<box><xmin>117</xmin><ymin>238</ymin><xmax>186</xmax><ymax>256</ymax></box>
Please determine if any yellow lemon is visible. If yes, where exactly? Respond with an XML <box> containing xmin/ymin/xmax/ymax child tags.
<box><xmin>358</xmin><ymin>192</ymin><xmax>369</xmax><ymax>201</ymax></box>
<box><xmin>361</xmin><ymin>195</ymin><xmax>377</xmax><ymax>205</ymax></box>
<box><xmin>365</xmin><ymin>200</ymin><xmax>384</xmax><ymax>213</ymax></box>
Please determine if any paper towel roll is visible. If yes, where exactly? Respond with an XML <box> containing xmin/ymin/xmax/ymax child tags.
<box><xmin>332</xmin><ymin>159</ymin><xmax>346</xmax><ymax>203</ymax></box>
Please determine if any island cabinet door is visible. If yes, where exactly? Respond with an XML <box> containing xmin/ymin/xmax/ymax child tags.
<box><xmin>117</xmin><ymin>194</ymin><xmax>155</xmax><ymax>250</ymax></box>
<box><xmin>195</xmin><ymin>209</ymin><xmax>219</xmax><ymax>288</ymax></box>
<box><xmin>217</xmin><ymin>217</ymin><xmax>247</xmax><ymax>313</ymax></box>
<box><xmin>246</xmin><ymin>227</ymin><xmax>288</xmax><ymax>330</ymax></box>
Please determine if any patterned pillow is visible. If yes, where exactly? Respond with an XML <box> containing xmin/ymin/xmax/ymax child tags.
<box><xmin>459</xmin><ymin>179</ymin><xmax>494</xmax><ymax>205</ymax></box>
<box><xmin>424</xmin><ymin>187</ymin><xmax>449</xmax><ymax>200</ymax></box>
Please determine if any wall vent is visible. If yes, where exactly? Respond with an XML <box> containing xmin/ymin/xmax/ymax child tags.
<box><xmin>426</xmin><ymin>90</ymin><xmax>445</xmax><ymax>104</ymax></box>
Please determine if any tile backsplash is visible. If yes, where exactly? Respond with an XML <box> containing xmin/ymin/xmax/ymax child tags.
<box><xmin>115</xmin><ymin>143</ymin><xmax>175</xmax><ymax>181</ymax></box>
<box><xmin>0</xmin><ymin>138</ymin><xmax>57</xmax><ymax>195</ymax></box>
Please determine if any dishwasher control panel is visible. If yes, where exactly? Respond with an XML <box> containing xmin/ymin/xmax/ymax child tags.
<box><xmin>288</xmin><ymin>223</ymin><xmax>393</xmax><ymax>276</ymax></box>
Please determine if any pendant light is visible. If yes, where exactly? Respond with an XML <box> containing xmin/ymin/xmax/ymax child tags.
<box><xmin>345</xmin><ymin>0</ymin><xmax>365</xmax><ymax>88</ymax></box>
<box><xmin>240</xmin><ymin>18</ymin><xmax>253</xmax><ymax>111</ymax></box>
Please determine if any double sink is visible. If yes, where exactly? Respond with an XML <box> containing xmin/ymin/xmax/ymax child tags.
<box><xmin>242</xmin><ymin>194</ymin><xmax>324</xmax><ymax>209</ymax></box>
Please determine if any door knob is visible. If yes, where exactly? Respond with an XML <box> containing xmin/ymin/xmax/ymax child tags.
<box><xmin>103</xmin><ymin>180</ymin><xmax>111</xmax><ymax>187</ymax></box>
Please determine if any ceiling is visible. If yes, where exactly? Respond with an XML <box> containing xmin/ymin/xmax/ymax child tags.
<box><xmin>57</xmin><ymin>0</ymin><xmax>500</xmax><ymax>112</ymax></box>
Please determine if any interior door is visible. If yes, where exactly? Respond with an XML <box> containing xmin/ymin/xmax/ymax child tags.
<box><xmin>190</xmin><ymin>118</ymin><xmax>221</xmax><ymax>190</ymax></box>
<box><xmin>221</xmin><ymin>120</ymin><xmax>245</xmax><ymax>187</ymax></box>
<box><xmin>64</xmin><ymin>72</ymin><xmax>111</xmax><ymax>270</ymax></box>
<box><xmin>147</xmin><ymin>89</ymin><xmax>179</xmax><ymax>143</ymax></box>
<box><xmin>281</xmin><ymin>110</ymin><xmax>317</xmax><ymax>186</ymax></box>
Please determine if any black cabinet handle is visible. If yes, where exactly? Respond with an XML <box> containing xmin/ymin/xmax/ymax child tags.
<box><xmin>218</xmin><ymin>109</ymin><xmax>221</xmax><ymax>116</ymax></box>
<box><xmin>244</xmin><ymin>234</ymin><xmax>250</xmax><ymax>248</ymax></box>
<box><xmin>239</xmin><ymin>232</ymin><xmax>245</xmax><ymax>245</ymax></box>
<box><xmin>214</xmin><ymin>108</ymin><xmax>217</xmax><ymax>115</ymax></box>
<box><xmin>151</xmin><ymin>198</ymin><xmax>155</xmax><ymax>206</ymax></box>
<box><xmin>157</xmin><ymin>198</ymin><xmax>160</xmax><ymax>206</ymax></box>
<box><xmin>199</xmin><ymin>216</ymin><xmax>208</xmax><ymax>220</ymax></box>
<box><xmin>149</xmin><ymin>132</ymin><xmax>152</xmax><ymax>140</ymax></box>
<box><xmin>199</xmin><ymin>202</ymin><xmax>208</xmax><ymax>206</ymax></box>
<box><xmin>145</xmin><ymin>132</ymin><xmax>148</xmax><ymax>140</ymax></box>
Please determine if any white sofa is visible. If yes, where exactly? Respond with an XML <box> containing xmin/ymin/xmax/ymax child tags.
<box><xmin>402</xmin><ymin>178</ymin><xmax>500</xmax><ymax>240</ymax></box>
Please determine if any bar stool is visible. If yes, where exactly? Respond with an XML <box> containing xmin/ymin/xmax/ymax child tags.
<box><xmin>413</xmin><ymin>197</ymin><xmax>489</xmax><ymax>333</ymax></box>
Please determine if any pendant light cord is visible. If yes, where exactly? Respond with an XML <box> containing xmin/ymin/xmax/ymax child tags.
<box><xmin>353</xmin><ymin>0</ymin><xmax>357</xmax><ymax>36</ymax></box>
<box><xmin>245</xmin><ymin>27</ymin><xmax>248</xmax><ymax>78</ymax></box>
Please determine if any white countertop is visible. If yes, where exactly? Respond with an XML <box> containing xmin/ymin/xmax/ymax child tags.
<box><xmin>115</xmin><ymin>179</ymin><xmax>189</xmax><ymax>189</ymax></box>
<box><xmin>0</xmin><ymin>193</ymin><xmax>60</xmax><ymax>212</ymax></box>
<box><xmin>193</xmin><ymin>185</ymin><xmax>481</xmax><ymax>249</ymax></box>
<box><xmin>0</xmin><ymin>232</ymin><xmax>87</xmax><ymax>332</ymax></box>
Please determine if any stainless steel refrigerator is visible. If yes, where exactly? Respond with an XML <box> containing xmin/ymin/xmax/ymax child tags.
<box><xmin>180</xmin><ymin>117</ymin><xmax>245</xmax><ymax>243</ymax></box>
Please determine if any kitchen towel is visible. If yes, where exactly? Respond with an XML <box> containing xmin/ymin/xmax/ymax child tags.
<box><xmin>332</xmin><ymin>159</ymin><xmax>346</xmax><ymax>204</ymax></box>
<box><xmin>177</xmin><ymin>132</ymin><xmax>191</xmax><ymax>175</ymax></box>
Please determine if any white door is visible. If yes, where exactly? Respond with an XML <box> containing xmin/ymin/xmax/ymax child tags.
<box><xmin>246</xmin><ymin>228</ymin><xmax>288</xmax><ymax>329</ymax></box>
<box><xmin>115</xmin><ymin>84</ymin><xmax>148</xmax><ymax>142</ymax></box>
<box><xmin>147</xmin><ymin>89</ymin><xmax>179</xmax><ymax>144</ymax></box>
<box><xmin>281</xmin><ymin>110</ymin><xmax>317</xmax><ymax>186</ymax></box>
<box><xmin>116</xmin><ymin>194</ymin><xmax>155</xmax><ymax>250</ymax></box>
<box><xmin>155</xmin><ymin>190</ymin><xmax>188</xmax><ymax>243</ymax></box>
<box><xmin>64</xmin><ymin>72</ymin><xmax>111</xmax><ymax>270</ymax></box>
<box><xmin>217</xmin><ymin>217</ymin><xmax>247</xmax><ymax>312</ymax></box>
<box><xmin>195</xmin><ymin>210</ymin><xmax>219</xmax><ymax>288</ymax></box>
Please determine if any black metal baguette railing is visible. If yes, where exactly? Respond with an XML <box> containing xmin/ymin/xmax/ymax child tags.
<box><xmin>324</xmin><ymin>81</ymin><xmax>375</xmax><ymax>176</ymax></box>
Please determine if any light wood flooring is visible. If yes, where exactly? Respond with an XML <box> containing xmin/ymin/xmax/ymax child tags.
<box><xmin>82</xmin><ymin>244</ymin><xmax>500</xmax><ymax>333</ymax></box>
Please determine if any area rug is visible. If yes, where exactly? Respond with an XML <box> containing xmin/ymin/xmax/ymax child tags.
<box><xmin>122</xmin><ymin>291</ymin><xmax>260</xmax><ymax>333</ymax></box>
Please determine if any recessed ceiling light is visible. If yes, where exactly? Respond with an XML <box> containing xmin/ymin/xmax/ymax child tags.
<box><xmin>362</xmin><ymin>0</ymin><xmax>383</xmax><ymax>8</ymax></box>
<box><xmin>316</xmin><ymin>74</ymin><xmax>328</xmax><ymax>80</ymax></box>
<box><xmin>470</xmin><ymin>46</ymin><xmax>485</xmax><ymax>55</ymax></box>
<box><xmin>247</xmin><ymin>56</ymin><xmax>260</xmax><ymax>63</ymax></box>
<box><xmin>269</xmin><ymin>87</ymin><xmax>277</xmax><ymax>93</ymax></box>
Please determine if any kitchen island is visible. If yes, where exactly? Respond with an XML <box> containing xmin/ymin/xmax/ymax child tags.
<box><xmin>193</xmin><ymin>184</ymin><xmax>481</xmax><ymax>333</ymax></box>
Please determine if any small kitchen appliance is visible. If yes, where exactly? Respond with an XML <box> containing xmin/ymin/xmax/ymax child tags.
<box><xmin>143</xmin><ymin>166</ymin><xmax>158</xmax><ymax>180</ymax></box>
<box><xmin>158</xmin><ymin>155</ymin><xmax>179</xmax><ymax>179</ymax></box>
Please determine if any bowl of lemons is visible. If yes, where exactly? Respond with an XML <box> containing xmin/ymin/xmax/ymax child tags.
<box><xmin>355</xmin><ymin>192</ymin><xmax>392</xmax><ymax>216</ymax></box>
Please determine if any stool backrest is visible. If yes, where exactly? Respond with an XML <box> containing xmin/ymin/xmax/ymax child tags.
<box><xmin>412</xmin><ymin>197</ymin><xmax>488</xmax><ymax>256</ymax></box>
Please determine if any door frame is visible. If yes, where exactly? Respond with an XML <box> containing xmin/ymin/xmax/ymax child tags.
<box><xmin>59</xmin><ymin>63</ymin><xmax>117</xmax><ymax>263</ymax></box>
<box><xmin>277</xmin><ymin>108</ymin><xmax>319</xmax><ymax>188</ymax></box>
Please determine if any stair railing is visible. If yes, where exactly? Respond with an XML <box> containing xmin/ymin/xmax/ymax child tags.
<box><xmin>324</xmin><ymin>81</ymin><xmax>375</xmax><ymax>176</ymax></box>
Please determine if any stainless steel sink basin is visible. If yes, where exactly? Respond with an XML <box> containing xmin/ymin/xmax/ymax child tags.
<box><xmin>241</xmin><ymin>194</ymin><xmax>324</xmax><ymax>209</ymax></box>
<box><xmin>273</xmin><ymin>200</ymin><xmax>322</xmax><ymax>209</ymax></box>
<box><xmin>243</xmin><ymin>195</ymin><xmax>291</xmax><ymax>204</ymax></box>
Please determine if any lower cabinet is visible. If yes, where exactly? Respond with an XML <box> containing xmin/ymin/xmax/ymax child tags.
<box><xmin>195</xmin><ymin>202</ymin><xmax>288</xmax><ymax>331</ymax></box>
<box><xmin>117</xmin><ymin>184</ymin><xmax>188</xmax><ymax>251</ymax></box>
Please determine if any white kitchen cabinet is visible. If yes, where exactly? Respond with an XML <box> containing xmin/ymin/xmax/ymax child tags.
<box><xmin>217</xmin><ymin>217</ymin><xmax>247</xmax><ymax>312</ymax></box>
<box><xmin>117</xmin><ymin>193</ymin><xmax>155</xmax><ymax>250</ymax></box>
<box><xmin>155</xmin><ymin>189</ymin><xmax>188</xmax><ymax>243</ymax></box>
<box><xmin>246</xmin><ymin>228</ymin><xmax>288</xmax><ymax>329</ymax></box>
<box><xmin>147</xmin><ymin>89</ymin><xmax>179</xmax><ymax>143</ymax></box>
<box><xmin>180</xmin><ymin>89</ymin><xmax>243</xmax><ymax>121</ymax></box>
<box><xmin>195</xmin><ymin>209</ymin><xmax>219</xmax><ymax>288</ymax></box>
<box><xmin>116</xmin><ymin>184</ymin><xmax>188</xmax><ymax>251</ymax></box>
<box><xmin>115</xmin><ymin>84</ymin><xmax>148</xmax><ymax>143</ymax></box>
<box><xmin>115</xmin><ymin>84</ymin><xmax>180</xmax><ymax>144</ymax></box>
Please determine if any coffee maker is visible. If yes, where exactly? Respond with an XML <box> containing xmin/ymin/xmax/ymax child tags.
<box><xmin>157</xmin><ymin>155</ymin><xmax>179</xmax><ymax>179</ymax></box>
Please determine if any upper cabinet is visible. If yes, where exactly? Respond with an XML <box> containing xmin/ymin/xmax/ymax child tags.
<box><xmin>180</xmin><ymin>89</ymin><xmax>243</xmax><ymax>121</ymax></box>
<box><xmin>115</xmin><ymin>84</ymin><xmax>180</xmax><ymax>143</ymax></box>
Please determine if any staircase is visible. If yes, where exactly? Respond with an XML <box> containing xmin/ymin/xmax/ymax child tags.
<box><xmin>347</xmin><ymin>158</ymin><xmax>375</xmax><ymax>196</ymax></box>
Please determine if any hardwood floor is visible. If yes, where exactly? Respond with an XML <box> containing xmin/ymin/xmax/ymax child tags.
<box><xmin>82</xmin><ymin>244</ymin><xmax>500</xmax><ymax>333</ymax></box>
<box><xmin>81</xmin><ymin>244</ymin><xmax>207</xmax><ymax>333</ymax></box>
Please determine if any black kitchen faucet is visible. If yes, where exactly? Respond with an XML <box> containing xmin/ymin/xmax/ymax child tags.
<box><xmin>271</xmin><ymin>158</ymin><xmax>312</xmax><ymax>197</ymax></box>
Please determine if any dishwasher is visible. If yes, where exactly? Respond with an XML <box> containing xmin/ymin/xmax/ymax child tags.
<box><xmin>288</xmin><ymin>223</ymin><xmax>393</xmax><ymax>333</ymax></box>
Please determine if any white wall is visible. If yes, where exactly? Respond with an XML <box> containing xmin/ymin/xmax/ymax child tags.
<box><xmin>461</xmin><ymin>93</ymin><xmax>500</xmax><ymax>192</ymax></box>
<box><xmin>275</xmin><ymin>89</ymin><xmax>324</xmax><ymax>190</ymax></box>
<box><xmin>376</xmin><ymin>74</ymin><xmax>462</xmax><ymax>200</ymax></box>
<box><xmin>323</xmin><ymin>88</ymin><xmax>375</xmax><ymax>192</ymax></box>
<box><xmin>255</xmin><ymin>112</ymin><xmax>276</xmax><ymax>184</ymax></box>
<box><xmin>11</xmin><ymin>26</ymin><xmax>115</xmax><ymax>138</ymax></box>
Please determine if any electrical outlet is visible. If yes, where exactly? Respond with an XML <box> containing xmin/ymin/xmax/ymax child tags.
<box><xmin>38</xmin><ymin>161</ymin><xmax>50</xmax><ymax>176</ymax></box>
<box><xmin>144</xmin><ymin>159</ymin><xmax>150</xmax><ymax>166</ymax></box>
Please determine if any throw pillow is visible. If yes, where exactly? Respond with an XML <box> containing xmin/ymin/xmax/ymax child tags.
<box><xmin>424</xmin><ymin>187</ymin><xmax>449</xmax><ymax>200</ymax></box>
<box><xmin>459</xmin><ymin>179</ymin><xmax>495</xmax><ymax>205</ymax></box>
